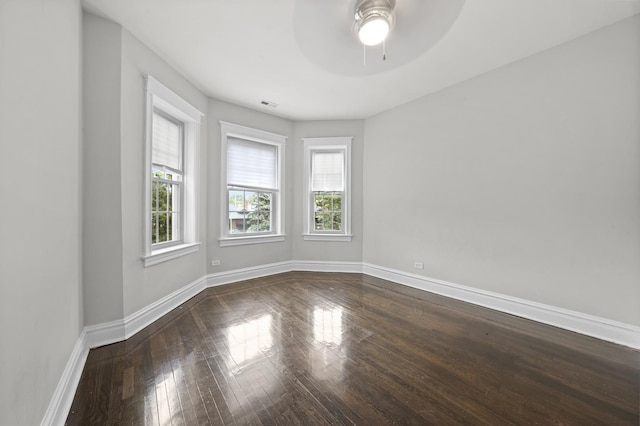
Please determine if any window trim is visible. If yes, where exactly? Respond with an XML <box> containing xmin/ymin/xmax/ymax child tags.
<box><xmin>143</xmin><ymin>75</ymin><xmax>203</xmax><ymax>267</ymax></box>
<box><xmin>302</xmin><ymin>137</ymin><xmax>353</xmax><ymax>242</ymax></box>
<box><xmin>220</xmin><ymin>121</ymin><xmax>286</xmax><ymax>247</ymax></box>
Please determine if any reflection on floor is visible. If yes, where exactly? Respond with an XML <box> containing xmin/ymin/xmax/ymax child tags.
<box><xmin>66</xmin><ymin>272</ymin><xmax>640</xmax><ymax>425</ymax></box>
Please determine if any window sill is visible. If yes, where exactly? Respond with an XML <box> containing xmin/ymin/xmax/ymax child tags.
<box><xmin>303</xmin><ymin>234</ymin><xmax>353</xmax><ymax>242</ymax></box>
<box><xmin>219</xmin><ymin>234</ymin><xmax>286</xmax><ymax>247</ymax></box>
<box><xmin>142</xmin><ymin>242</ymin><xmax>201</xmax><ymax>267</ymax></box>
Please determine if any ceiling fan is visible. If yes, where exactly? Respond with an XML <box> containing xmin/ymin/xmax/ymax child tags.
<box><xmin>293</xmin><ymin>0</ymin><xmax>466</xmax><ymax>76</ymax></box>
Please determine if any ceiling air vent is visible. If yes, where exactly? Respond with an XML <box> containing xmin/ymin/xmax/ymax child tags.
<box><xmin>260</xmin><ymin>100</ymin><xmax>279</xmax><ymax>108</ymax></box>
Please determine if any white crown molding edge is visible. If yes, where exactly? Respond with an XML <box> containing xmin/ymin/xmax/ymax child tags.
<box><xmin>43</xmin><ymin>260</ymin><xmax>640</xmax><ymax>425</ymax></box>
<box><xmin>362</xmin><ymin>263</ymin><xmax>640</xmax><ymax>350</ymax></box>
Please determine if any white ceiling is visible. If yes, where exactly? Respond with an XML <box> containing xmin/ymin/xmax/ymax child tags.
<box><xmin>82</xmin><ymin>0</ymin><xmax>640</xmax><ymax>121</ymax></box>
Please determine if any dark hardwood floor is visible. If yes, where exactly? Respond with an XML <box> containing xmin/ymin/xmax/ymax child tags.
<box><xmin>66</xmin><ymin>272</ymin><xmax>639</xmax><ymax>425</ymax></box>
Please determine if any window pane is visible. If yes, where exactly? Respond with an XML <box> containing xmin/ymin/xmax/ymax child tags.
<box><xmin>167</xmin><ymin>212</ymin><xmax>172</xmax><ymax>241</ymax></box>
<box><xmin>331</xmin><ymin>193</ymin><xmax>342</xmax><ymax>213</ymax></box>
<box><xmin>314</xmin><ymin>193</ymin><xmax>324</xmax><ymax>211</ymax></box>
<box><xmin>228</xmin><ymin>189</ymin><xmax>272</xmax><ymax>234</ymax></box>
<box><xmin>248</xmin><ymin>192</ymin><xmax>271</xmax><ymax>233</ymax></box>
<box><xmin>172</xmin><ymin>184</ymin><xmax>180</xmax><ymax>212</ymax></box>
<box><xmin>245</xmin><ymin>191</ymin><xmax>257</xmax><ymax>208</ymax></box>
<box><xmin>315</xmin><ymin>212</ymin><xmax>324</xmax><ymax>230</ymax></box>
<box><xmin>238</xmin><ymin>215</ymin><xmax>247</xmax><ymax>232</ymax></box>
<box><xmin>258</xmin><ymin>213</ymin><xmax>271</xmax><ymax>232</ymax></box>
<box><xmin>152</xmin><ymin>182</ymin><xmax>167</xmax><ymax>213</ymax></box>
<box><xmin>253</xmin><ymin>192</ymin><xmax>271</xmax><ymax>212</ymax></box>
<box><xmin>322</xmin><ymin>213</ymin><xmax>332</xmax><ymax>229</ymax></box>
<box><xmin>229</xmin><ymin>190</ymin><xmax>245</xmax><ymax>212</ymax></box>
<box><xmin>164</xmin><ymin>212</ymin><xmax>178</xmax><ymax>242</ymax></box>
<box><xmin>229</xmin><ymin>216</ymin><xmax>247</xmax><ymax>233</ymax></box>
<box><xmin>151</xmin><ymin>178</ymin><xmax>181</xmax><ymax>245</ymax></box>
<box><xmin>313</xmin><ymin>192</ymin><xmax>342</xmax><ymax>232</ymax></box>
<box><xmin>152</xmin><ymin>181</ymin><xmax>159</xmax><ymax>209</ymax></box>
<box><xmin>229</xmin><ymin>190</ymin><xmax>246</xmax><ymax>234</ymax></box>
<box><xmin>157</xmin><ymin>213</ymin><xmax>168</xmax><ymax>242</ymax></box>
<box><xmin>332</xmin><ymin>212</ymin><xmax>342</xmax><ymax>231</ymax></box>
<box><xmin>152</xmin><ymin>214</ymin><xmax>158</xmax><ymax>244</ymax></box>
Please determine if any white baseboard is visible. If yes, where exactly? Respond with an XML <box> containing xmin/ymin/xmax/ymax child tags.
<box><xmin>291</xmin><ymin>260</ymin><xmax>363</xmax><ymax>273</ymax></box>
<box><xmin>40</xmin><ymin>329</ymin><xmax>89</xmax><ymax>426</ymax></box>
<box><xmin>83</xmin><ymin>319</ymin><xmax>124</xmax><ymax>349</ymax></box>
<box><xmin>362</xmin><ymin>263</ymin><xmax>640</xmax><ymax>349</ymax></box>
<box><xmin>81</xmin><ymin>275</ymin><xmax>208</xmax><ymax>352</ymax></box>
<box><xmin>207</xmin><ymin>261</ymin><xmax>292</xmax><ymax>287</ymax></box>
<box><xmin>124</xmin><ymin>275</ymin><xmax>208</xmax><ymax>340</ymax></box>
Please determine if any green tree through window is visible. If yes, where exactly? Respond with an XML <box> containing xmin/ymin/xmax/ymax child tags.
<box><xmin>314</xmin><ymin>192</ymin><xmax>342</xmax><ymax>231</ymax></box>
<box><xmin>248</xmin><ymin>192</ymin><xmax>272</xmax><ymax>232</ymax></box>
<box><xmin>152</xmin><ymin>169</ymin><xmax>179</xmax><ymax>244</ymax></box>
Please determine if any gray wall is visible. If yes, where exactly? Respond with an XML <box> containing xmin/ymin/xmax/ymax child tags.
<box><xmin>83</xmin><ymin>13</ymin><xmax>124</xmax><ymax>325</ymax></box>
<box><xmin>363</xmin><ymin>15</ymin><xmax>640</xmax><ymax>325</ymax></box>
<box><xmin>0</xmin><ymin>0</ymin><xmax>83</xmax><ymax>424</ymax></box>
<box><xmin>120</xmin><ymin>29</ymin><xmax>208</xmax><ymax>316</ymax></box>
<box><xmin>82</xmin><ymin>15</ymin><xmax>209</xmax><ymax>321</ymax></box>
<box><xmin>291</xmin><ymin>120</ymin><xmax>365</xmax><ymax>262</ymax></box>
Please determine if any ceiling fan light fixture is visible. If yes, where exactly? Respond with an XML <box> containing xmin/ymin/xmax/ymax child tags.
<box><xmin>354</xmin><ymin>0</ymin><xmax>395</xmax><ymax>46</ymax></box>
<box><xmin>358</xmin><ymin>16</ymin><xmax>390</xmax><ymax>46</ymax></box>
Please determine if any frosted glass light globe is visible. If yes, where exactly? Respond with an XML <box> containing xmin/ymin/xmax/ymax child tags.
<box><xmin>358</xmin><ymin>17</ymin><xmax>390</xmax><ymax>46</ymax></box>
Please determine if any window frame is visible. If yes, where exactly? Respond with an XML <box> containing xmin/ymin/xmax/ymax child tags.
<box><xmin>143</xmin><ymin>75</ymin><xmax>203</xmax><ymax>267</ymax></box>
<box><xmin>302</xmin><ymin>137</ymin><xmax>353</xmax><ymax>242</ymax></box>
<box><xmin>220</xmin><ymin>121</ymin><xmax>286</xmax><ymax>247</ymax></box>
<box><xmin>151</xmin><ymin>109</ymin><xmax>184</xmax><ymax>249</ymax></box>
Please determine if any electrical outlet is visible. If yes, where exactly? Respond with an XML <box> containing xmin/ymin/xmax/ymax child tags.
<box><xmin>211</xmin><ymin>260</ymin><xmax>221</xmax><ymax>266</ymax></box>
<box><xmin>414</xmin><ymin>262</ymin><xmax>424</xmax><ymax>269</ymax></box>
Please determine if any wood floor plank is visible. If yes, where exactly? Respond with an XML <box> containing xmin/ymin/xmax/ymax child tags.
<box><xmin>67</xmin><ymin>272</ymin><xmax>640</xmax><ymax>425</ymax></box>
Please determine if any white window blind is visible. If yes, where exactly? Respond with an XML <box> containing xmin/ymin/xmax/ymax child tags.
<box><xmin>227</xmin><ymin>137</ymin><xmax>277</xmax><ymax>189</ymax></box>
<box><xmin>311</xmin><ymin>151</ymin><xmax>344</xmax><ymax>191</ymax></box>
<box><xmin>152</xmin><ymin>111</ymin><xmax>183</xmax><ymax>171</ymax></box>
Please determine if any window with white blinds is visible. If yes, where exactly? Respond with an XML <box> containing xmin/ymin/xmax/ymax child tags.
<box><xmin>151</xmin><ymin>110</ymin><xmax>183</xmax><ymax>247</ymax></box>
<box><xmin>143</xmin><ymin>75</ymin><xmax>203</xmax><ymax>267</ymax></box>
<box><xmin>220</xmin><ymin>122</ymin><xmax>286</xmax><ymax>246</ymax></box>
<box><xmin>303</xmin><ymin>137</ymin><xmax>352</xmax><ymax>241</ymax></box>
